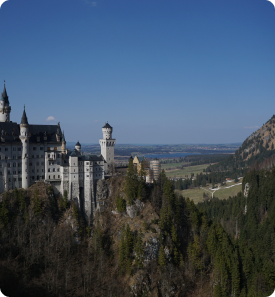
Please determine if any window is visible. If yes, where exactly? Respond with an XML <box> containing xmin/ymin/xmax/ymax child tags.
<box><xmin>48</xmin><ymin>169</ymin><xmax>50</xmax><ymax>172</ymax></box>
<box><xmin>0</xmin><ymin>172</ymin><xmax>2</xmax><ymax>176</ymax></box>
<box><xmin>41</xmin><ymin>155</ymin><xmax>43</xmax><ymax>158</ymax></box>
<box><xmin>57</xmin><ymin>162</ymin><xmax>60</xmax><ymax>165</ymax></box>
<box><xmin>36</xmin><ymin>162</ymin><xmax>39</xmax><ymax>166</ymax></box>
<box><xmin>29</xmin><ymin>163</ymin><xmax>32</xmax><ymax>166</ymax></box>
<box><xmin>37</xmin><ymin>176</ymin><xmax>39</xmax><ymax>180</ymax></box>
<box><xmin>32</xmin><ymin>176</ymin><xmax>34</xmax><ymax>180</ymax></box>
<box><xmin>48</xmin><ymin>154</ymin><xmax>50</xmax><ymax>158</ymax></box>
<box><xmin>13</xmin><ymin>147</ymin><xmax>16</xmax><ymax>151</ymax></box>
<box><xmin>87</xmin><ymin>175</ymin><xmax>89</xmax><ymax>177</ymax></box>
<box><xmin>5</xmin><ymin>148</ymin><xmax>8</xmax><ymax>151</ymax></box>
<box><xmin>42</xmin><ymin>175</ymin><xmax>44</xmax><ymax>179</ymax></box>
<box><xmin>13</xmin><ymin>171</ymin><xmax>16</xmax><ymax>174</ymax></box>
<box><xmin>17</xmin><ymin>148</ymin><xmax>21</xmax><ymax>151</ymax></box>
<box><xmin>53</xmin><ymin>168</ymin><xmax>55</xmax><ymax>172</ymax></box>
<box><xmin>49</xmin><ymin>175</ymin><xmax>51</xmax><ymax>179</ymax></box>
<box><xmin>32</xmin><ymin>155</ymin><xmax>34</xmax><ymax>158</ymax></box>
<box><xmin>8</xmin><ymin>178</ymin><xmax>10</xmax><ymax>182</ymax></box>
<box><xmin>57</xmin><ymin>168</ymin><xmax>60</xmax><ymax>172</ymax></box>
<box><xmin>74</xmin><ymin>169</ymin><xmax>75</xmax><ymax>172</ymax></box>
<box><xmin>42</xmin><ymin>169</ymin><xmax>43</xmax><ymax>172</ymax></box>
<box><xmin>40</xmin><ymin>147</ymin><xmax>43</xmax><ymax>151</ymax></box>
<box><xmin>13</xmin><ymin>155</ymin><xmax>16</xmax><ymax>159</ymax></box>
<box><xmin>47</xmin><ymin>147</ymin><xmax>50</xmax><ymax>151</ymax></box>
<box><xmin>58</xmin><ymin>175</ymin><xmax>60</xmax><ymax>178</ymax></box>
<box><xmin>36</xmin><ymin>155</ymin><xmax>39</xmax><ymax>158</ymax></box>
<box><xmin>18</xmin><ymin>163</ymin><xmax>21</xmax><ymax>167</ymax></box>
<box><xmin>18</xmin><ymin>171</ymin><xmax>21</xmax><ymax>174</ymax></box>
<box><xmin>8</xmin><ymin>170</ymin><xmax>10</xmax><ymax>174</ymax></box>
<box><xmin>53</xmin><ymin>175</ymin><xmax>55</xmax><ymax>179</ymax></box>
<box><xmin>13</xmin><ymin>163</ymin><xmax>16</xmax><ymax>167</ymax></box>
<box><xmin>54</xmin><ymin>147</ymin><xmax>57</xmax><ymax>151</ymax></box>
<box><xmin>19</xmin><ymin>177</ymin><xmax>22</xmax><ymax>181</ymax></box>
<box><xmin>33</xmin><ymin>147</ymin><xmax>36</xmax><ymax>150</ymax></box>
<box><xmin>18</xmin><ymin>156</ymin><xmax>21</xmax><ymax>159</ymax></box>
<box><xmin>7</xmin><ymin>163</ymin><xmax>10</xmax><ymax>167</ymax></box>
<box><xmin>58</xmin><ymin>154</ymin><xmax>60</xmax><ymax>158</ymax></box>
<box><xmin>37</xmin><ymin>169</ymin><xmax>39</xmax><ymax>173</ymax></box>
<box><xmin>5</xmin><ymin>156</ymin><xmax>7</xmax><ymax>160</ymax></box>
<box><xmin>32</xmin><ymin>169</ymin><xmax>34</xmax><ymax>173</ymax></box>
<box><xmin>0</xmin><ymin>156</ymin><xmax>2</xmax><ymax>160</ymax></box>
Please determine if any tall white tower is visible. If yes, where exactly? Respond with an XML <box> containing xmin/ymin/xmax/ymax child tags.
<box><xmin>19</xmin><ymin>106</ymin><xmax>30</xmax><ymax>189</ymax></box>
<box><xmin>99</xmin><ymin>122</ymin><xmax>116</xmax><ymax>173</ymax></box>
<box><xmin>0</xmin><ymin>82</ymin><xmax>11</xmax><ymax>122</ymax></box>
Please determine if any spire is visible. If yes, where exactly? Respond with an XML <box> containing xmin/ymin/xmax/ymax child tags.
<box><xmin>62</xmin><ymin>130</ymin><xmax>66</xmax><ymax>142</ymax></box>
<box><xmin>21</xmin><ymin>105</ymin><xmax>28</xmax><ymax>125</ymax></box>
<box><xmin>1</xmin><ymin>81</ymin><xmax>9</xmax><ymax>104</ymax></box>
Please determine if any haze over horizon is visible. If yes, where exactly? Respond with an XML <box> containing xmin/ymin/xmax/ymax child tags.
<box><xmin>0</xmin><ymin>0</ymin><xmax>275</xmax><ymax>145</ymax></box>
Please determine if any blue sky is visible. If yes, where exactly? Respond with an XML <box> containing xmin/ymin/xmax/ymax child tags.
<box><xmin>0</xmin><ymin>0</ymin><xmax>275</xmax><ymax>144</ymax></box>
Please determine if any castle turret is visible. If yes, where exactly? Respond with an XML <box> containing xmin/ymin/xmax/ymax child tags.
<box><xmin>0</xmin><ymin>82</ymin><xmax>11</xmax><ymax>122</ymax></box>
<box><xmin>75</xmin><ymin>141</ymin><xmax>81</xmax><ymax>153</ymax></box>
<box><xmin>99</xmin><ymin>122</ymin><xmax>116</xmax><ymax>173</ymax></box>
<box><xmin>61</xmin><ymin>131</ymin><xmax>66</xmax><ymax>154</ymax></box>
<box><xmin>19</xmin><ymin>106</ymin><xmax>30</xmax><ymax>189</ymax></box>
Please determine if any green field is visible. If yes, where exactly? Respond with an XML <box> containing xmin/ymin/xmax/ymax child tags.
<box><xmin>176</xmin><ymin>180</ymin><xmax>243</xmax><ymax>204</ymax></box>
<box><xmin>165</xmin><ymin>164</ymin><xmax>209</xmax><ymax>178</ymax></box>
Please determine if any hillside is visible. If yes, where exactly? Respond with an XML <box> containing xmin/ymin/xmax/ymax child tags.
<box><xmin>0</xmin><ymin>173</ymin><xmax>212</xmax><ymax>297</ymax></box>
<box><xmin>2</xmin><ymin>154</ymin><xmax>275</xmax><ymax>296</ymax></box>
<box><xmin>206</xmin><ymin>115</ymin><xmax>275</xmax><ymax>176</ymax></box>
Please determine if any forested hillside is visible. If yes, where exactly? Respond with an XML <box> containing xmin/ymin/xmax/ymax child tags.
<box><xmin>1</xmin><ymin>158</ymin><xmax>275</xmax><ymax>296</ymax></box>
<box><xmin>198</xmin><ymin>166</ymin><xmax>275</xmax><ymax>297</ymax></box>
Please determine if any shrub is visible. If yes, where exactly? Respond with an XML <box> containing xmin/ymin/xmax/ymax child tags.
<box><xmin>116</xmin><ymin>195</ymin><xmax>126</xmax><ymax>212</ymax></box>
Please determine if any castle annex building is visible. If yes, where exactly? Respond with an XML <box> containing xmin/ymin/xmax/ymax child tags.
<box><xmin>0</xmin><ymin>83</ymin><xmax>115</xmax><ymax>220</ymax></box>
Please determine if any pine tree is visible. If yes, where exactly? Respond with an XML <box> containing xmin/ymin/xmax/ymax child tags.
<box><xmin>119</xmin><ymin>225</ymin><xmax>126</xmax><ymax>268</ymax></box>
<box><xmin>158</xmin><ymin>245</ymin><xmax>167</xmax><ymax>269</ymax></box>
<box><xmin>180</xmin><ymin>253</ymin><xmax>184</xmax><ymax>268</ymax></box>
<box><xmin>171</xmin><ymin>224</ymin><xmax>178</xmax><ymax>244</ymax></box>
<box><xmin>0</xmin><ymin>198</ymin><xmax>9</xmax><ymax>227</ymax></box>
<box><xmin>125</xmin><ymin>158</ymin><xmax>138</xmax><ymax>205</ymax></box>
<box><xmin>125</xmin><ymin>224</ymin><xmax>134</xmax><ymax>257</ymax></box>
<box><xmin>137</xmin><ymin>162</ymin><xmax>146</xmax><ymax>200</ymax></box>
<box><xmin>134</xmin><ymin>230</ymin><xmax>144</xmax><ymax>268</ymax></box>
<box><xmin>33</xmin><ymin>188</ymin><xmax>42</xmax><ymax>216</ymax></box>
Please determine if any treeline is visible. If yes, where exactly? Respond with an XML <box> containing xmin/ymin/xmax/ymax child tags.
<box><xmin>196</xmin><ymin>167</ymin><xmax>275</xmax><ymax>297</ymax></box>
<box><xmin>173</xmin><ymin>170</ymin><xmax>242</xmax><ymax>191</ymax></box>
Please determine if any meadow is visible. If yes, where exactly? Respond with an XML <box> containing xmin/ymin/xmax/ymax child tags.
<box><xmin>176</xmin><ymin>180</ymin><xmax>243</xmax><ymax>204</ymax></box>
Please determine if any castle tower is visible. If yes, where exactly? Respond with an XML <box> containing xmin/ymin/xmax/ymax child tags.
<box><xmin>0</xmin><ymin>82</ymin><xmax>11</xmax><ymax>122</ymax></box>
<box><xmin>99</xmin><ymin>122</ymin><xmax>116</xmax><ymax>173</ymax></box>
<box><xmin>61</xmin><ymin>131</ymin><xmax>66</xmax><ymax>154</ymax></box>
<box><xmin>19</xmin><ymin>106</ymin><xmax>30</xmax><ymax>189</ymax></box>
<box><xmin>75</xmin><ymin>141</ymin><xmax>81</xmax><ymax>153</ymax></box>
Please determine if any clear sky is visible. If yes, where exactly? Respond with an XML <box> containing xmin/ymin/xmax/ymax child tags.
<box><xmin>0</xmin><ymin>0</ymin><xmax>275</xmax><ymax>144</ymax></box>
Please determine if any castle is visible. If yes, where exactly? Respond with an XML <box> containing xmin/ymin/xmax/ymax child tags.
<box><xmin>0</xmin><ymin>83</ymin><xmax>115</xmax><ymax>221</ymax></box>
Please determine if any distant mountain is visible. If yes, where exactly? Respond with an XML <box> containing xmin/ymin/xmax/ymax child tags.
<box><xmin>206</xmin><ymin>115</ymin><xmax>275</xmax><ymax>174</ymax></box>
<box><xmin>235</xmin><ymin>115</ymin><xmax>275</xmax><ymax>164</ymax></box>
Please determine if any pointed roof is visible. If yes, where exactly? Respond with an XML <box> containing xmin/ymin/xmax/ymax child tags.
<box><xmin>76</xmin><ymin>141</ymin><xmax>81</xmax><ymax>146</ymax></box>
<box><xmin>103</xmin><ymin>122</ymin><xmax>112</xmax><ymax>129</ymax></box>
<box><xmin>62</xmin><ymin>130</ymin><xmax>66</xmax><ymax>142</ymax></box>
<box><xmin>21</xmin><ymin>105</ymin><xmax>28</xmax><ymax>125</ymax></box>
<box><xmin>1</xmin><ymin>82</ymin><xmax>9</xmax><ymax>104</ymax></box>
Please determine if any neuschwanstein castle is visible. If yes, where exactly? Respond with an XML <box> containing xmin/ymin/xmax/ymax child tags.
<box><xmin>0</xmin><ymin>83</ymin><xmax>115</xmax><ymax>220</ymax></box>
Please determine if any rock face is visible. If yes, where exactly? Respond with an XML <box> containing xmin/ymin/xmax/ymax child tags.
<box><xmin>96</xmin><ymin>179</ymin><xmax>111</xmax><ymax>211</ymax></box>
<box><xmin>144</xmin><ymin>237</ymin><xmax>160</xmax><ymax>262</ymax></box>
<box><xmin>126</xmin><ymin>199</ymin><xmax>144</xmax><ymax>218</ymax></box>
